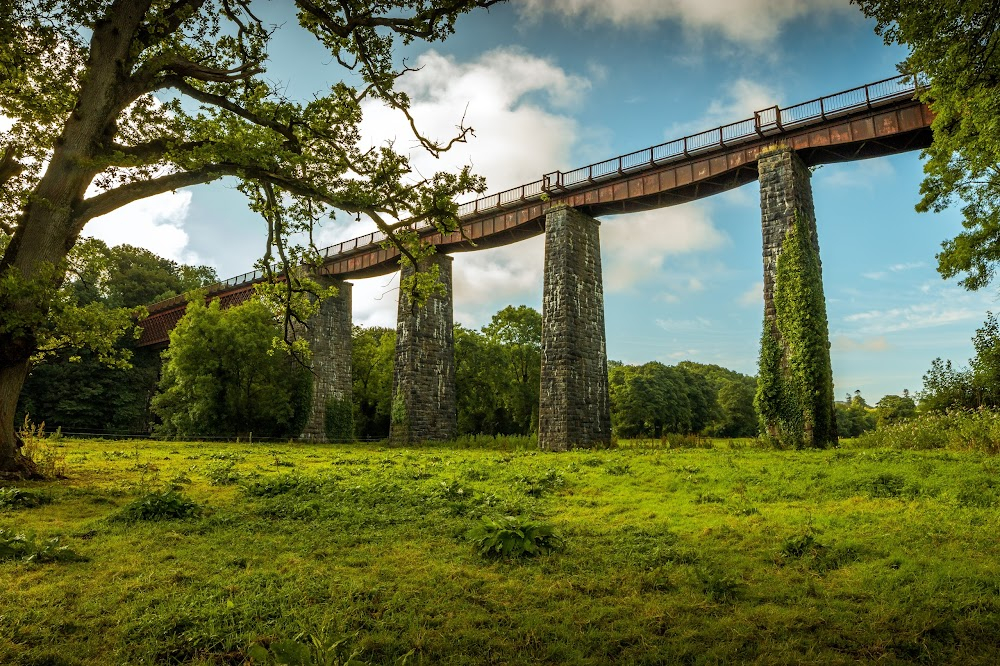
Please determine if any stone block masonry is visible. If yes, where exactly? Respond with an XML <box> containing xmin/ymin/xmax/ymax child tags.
<box><xmin>760</xmin><ymin>146</ymin><xmax>820</xmax><ymax>321</ymax></box>
<box><xmin>390</xmin><ymin>254</ymin><xmax>457</xmax><ymax>444</ymax></box>
<box><xmin>758</xmin><ymin>146</ymin><xmax>837</xmax><ymax>446</ymax></box>
<box><xmin>539</xmin><ymin>205</ymin><xmax>611</xmax><ymax>451</ymax></box>
<box><xmin>300</xmin><ymin>278</ymin><xmax>353</xmax><ymax>441</ymax></box>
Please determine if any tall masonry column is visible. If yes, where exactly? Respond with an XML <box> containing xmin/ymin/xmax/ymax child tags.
<box><xmin>538</xmin><ymin>205</ymin><xmax>611</xmax><ymax>451</ymax></box>
<box><xmin>390</xmin><ymin>254</ymin><xmax>457</xmax><ymax>444</ymax></box>
<box><xmin>300</xmin><ymin>277</ymin><xmax>353</xmax><ymax>441</ymax></box>
<box><xmin>758</xmin><ymin>146</ymin><xmax>837</xmax><ymax>447</ymax></box>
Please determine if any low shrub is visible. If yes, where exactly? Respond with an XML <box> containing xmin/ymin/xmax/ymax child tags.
<box><xmin>205</xmin><ymin>460</ymin><xmax>242</xmax><ymax>486</ymax></box>
<box><xmin>0</xmin><ymin>528</ymin><xmax>86</xmax><ymax>564</ymax></box>
<box><xmin>468</xmin><ymin>516</ymin><xmax>563</xmax><ymax>559</ymax></box>
<box><xmin>855</xmin><ymin>409</ymin><xmax>1000</xmax><ymax>454</ymax></box>
<box><xmin>0</xmin><ymin>487</ymin><xmax>52</xmax><ymax>510</ymax></box>
<box><xmin>112</xmin><ymin>490</ymin><xmax>202</xmax><ymax>522</ymax></box>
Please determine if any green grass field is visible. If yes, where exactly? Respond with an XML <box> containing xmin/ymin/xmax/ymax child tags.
<box><xmin>2</xmin><ymin>437</ymin><xmax>1000</xmax><ymax>665</ymax></box>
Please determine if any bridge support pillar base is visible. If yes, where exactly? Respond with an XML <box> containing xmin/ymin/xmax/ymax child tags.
<box><xmin>758</xmin><ymin>147</ymin><xmax>837</xmax><ymax>447</ymax></box>
<box><xmin>539</xmin><ymin>205</ymin><xmax>611</xmax><ymax>451</ymax></box>
<box><xmin>300</xmin><ymin>278</ymin><xmax>353</xmax><ymax>442</ymax></box>
<box><xmin>390</xmin><ymin>254</ymin><xmax>457</xmax><ymax>444</ymax></box>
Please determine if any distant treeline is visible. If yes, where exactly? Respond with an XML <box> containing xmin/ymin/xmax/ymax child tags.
<box><xmin>24</xmin><ymin>244</ymin><xmax>990</xmax><ymax>442</ymax></box>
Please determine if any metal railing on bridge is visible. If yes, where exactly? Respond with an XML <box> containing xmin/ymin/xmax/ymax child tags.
<box><xmin>150</xmin><ymin>74</ymin><xmax>922</xmax><ymax>312</ymax></box>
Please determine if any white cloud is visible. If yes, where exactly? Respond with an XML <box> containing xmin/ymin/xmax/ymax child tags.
<box><xmin>452</xmin><ymin>236</ymin><xmax>545</xmax><ymax>327</ymax></box>
<box><xmin>514</xmin><ymin>0</ymin><xmax>852</xmax><ymax>46</ymax></box>
<box><xmin>863</xmin><ymin>271</ymin><xmax>886</xmax><ymax>280</ymax></box>
<box><xmin>360</xmin><ymin>47</ymin><xmax>588</xmax><ymax>193</ymax></box>
<box><xmin>832</xmin><ymin>335</ymin><xmax>891</xmax><ymax>353</ymax></box>
<box><xmin>817</xmin><ymin>159</ymin><xmax>895</xmax><ymax>189</ymax></box>
<box><xmin>601</xmin><ymin>204</ymin><xmax>728</xmax><ymax>292</ymax></box>
<box><xmin>82</xmin><ymin>190</ymin><xmax>201</xmax><ymax>265</ymax></box>
<box><xmin>842</xmin><ymin>303</ymin><xmax>979</xmax><ymax>335</ymax></box>
<box><xmin>350</xmin><ymin>273</ymin><xmax>401</xmax><ymax>329</ymax></box>
<box><xmin>331</xmin><ymin>48</ymin><xmax>598</xmax><ymax>328</ymax></box>
<box><xmin>890</xmin><ymin>262</ymin><xmax>925</xmax><ymax>272</ymax></box>
<box><xmin>738</xmin><ymin>281</ymin><xmax>763</xmax><ymax>307</ymax></box>
<box><xmin>665</xmin><ymin>78</ymin><xmax>783</xmax><ymax>139</ymax></box>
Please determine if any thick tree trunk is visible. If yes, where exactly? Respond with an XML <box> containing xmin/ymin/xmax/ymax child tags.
<box><xmin>0</xmin><ymin>0</ymin><xmax>154</xmax><ymax>475</ymax></box>
<box><xmin>0</xmin><ymin>360</ymin><xmax>40</xmax><ymax>479</ymax></box>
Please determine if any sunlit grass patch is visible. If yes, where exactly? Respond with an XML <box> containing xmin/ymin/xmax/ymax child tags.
<box><xmin>1</xmin><ymin>438</ymin><xmax>1000</xmax><ymax>664</ymax></box>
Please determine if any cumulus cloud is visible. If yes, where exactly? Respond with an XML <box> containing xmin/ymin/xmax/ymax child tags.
<box><xmin>665</xmin><ymin>78</ymin><xmax>783</xmax><ymax>139</ymax></box>
<box><xmin>360</xmin><ymin>47</ymin><xmax>588</xmax><ymax>194</ymax></box>
<box><xmin>321</xmin><ymin>47</ymin><xmax>598</xmax><ymax>327</ymax></box>
<box><xmin>514</xmin><ymin>0</ymin><xmax>853</xmax><ymax>46</ymax></box>
<box><xmin>816</xmin><ymin>159</ymin><xmax>895</xmax><ymax>189</ymax></box>
<box><xmin>351</xmin><ymin>273</ymin><xmax>402</xmax><ymax>329</ymax></box>
<box><xmin>82</xmin><ymin>190</ymin><xmax>202</xmax><ymax>265</ymax></box>
<box><xmin>842</xmin><ymin>303</ymin><xmax>978</xmax><ymax>335</ymax></box>
<box><xmin>738</xmin><ymin>281</ymin><xmax>763</xmax><ymax>307</ymax></box>
<box><xmin>601</xmin><ymin>204</ymin><xmax>728</xmax><ymax>292</ymax></box>
<box><xmin>832</xmin><ymin>335</ymin><xmax>891</xmax><ymax>352</ymax></box>
<box><xmin>452</xmin><ymin>236</ymin><xmax>545</xmax><ymax>326</ymax></box>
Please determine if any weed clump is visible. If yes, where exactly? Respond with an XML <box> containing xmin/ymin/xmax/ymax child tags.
<box><xmin>0</xmin><ymin>528</ymin><xmax>86</xmax><ymax>564</ymax></box>
<box><xmin>112</xmin><ymin>490</ymin><xmax>202</xmax><ymax>522</ymax></box>
<box><xmin>468</xmin><ymin>515</ymin><xmax>563</xmax><ymax>559</ymax></box>
<box><xmin>0</xmin><ymin>487</ymin><xmax>52</xmax><ymax>510</ymax></box>
<box><xmin>856</xmin><ymin>410</ymin><xmax>1000</xmax><ymax>454</ymax></box>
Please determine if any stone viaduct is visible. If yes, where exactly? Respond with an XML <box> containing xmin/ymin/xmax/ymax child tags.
<box><xmin>137</xmin><ymin>75</ymin><xmax>933</xmax><ymax>450</ymax></box>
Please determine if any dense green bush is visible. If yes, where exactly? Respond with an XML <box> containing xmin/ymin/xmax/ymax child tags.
<box><xmin>0</xmin><ymin>529</ymin><xmax>86</xmax><ymax>564</ymax></box>
<box><xmin>113</xmin><ymin>490</ymin><xmax>203</xmax><ymax>522</ymax></box>
<box><xmin>855</xmin><ymin>409</ymin><xmax>1000</xmax><ymax>454</ymax></box>
<box><xmin>467</xmin><ymin>516</ymin><xmax>563</xmax><ymax>559</ymax></box>
<box><xmin>0</xmin><ymin>487</ymin><xmax>52</xmax><ymax>510</ymax></box>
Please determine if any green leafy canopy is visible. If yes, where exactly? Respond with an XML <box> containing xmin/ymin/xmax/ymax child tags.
<box><xmin>854</xmin><ymin>0</ymin><xmax>1000</xmax><ymax>289</ymax></box>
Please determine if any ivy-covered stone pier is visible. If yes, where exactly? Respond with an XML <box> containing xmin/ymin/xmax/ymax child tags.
<box><xmin>390</xmin><ymin>254</ymin><xmax>457</xmax><ymax>444</ymax></box>
<box><xmin>300</xmin><ymin>278</ymin><xmax>353</xmax><ymax>440</ymax></box>
<box><xmin>757</xmin><ymin>146</ymin><xmax>837</xmax><ymax>447</ymax></box>
<box><xmin>538</xmin><ymin>205</ymin><xmax>612</xmax><ymax>451</ymax></box>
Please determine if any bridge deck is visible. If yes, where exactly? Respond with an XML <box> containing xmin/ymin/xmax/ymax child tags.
<box><xmin>138</xmin><ymin>75</ymin><xmax>933</xmax><ymax>347</ymax></box>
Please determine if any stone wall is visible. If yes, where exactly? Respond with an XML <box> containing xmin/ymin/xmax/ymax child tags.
<box><xmin>760</xmin><ymin>147</ymin><xmax>819</xmax><ymax>320</ymax></box>
<box><xmin>390</xmin><ymin>254</ymin><xmax>457</xmax><ymax>444</ymax></box>
<box><xmin>538</xmin><ymin>205</ymin><xmax>611</xmax><ymax>451</ymax></box>
<box><xmin>300</xmin><ymin>278</ymin><xmax>353</xmax><ymax>441</ymax></box>
<box><xmin>758</xmin><ymin>146</ymin><xmax>837</xmax><ymax>446</ymax></box>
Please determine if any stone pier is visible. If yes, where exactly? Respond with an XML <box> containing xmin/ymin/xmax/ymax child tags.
<box><xmin>758</xmin><ymin>146</ymin><xmax>837</xmax><ymax>446</ymax></box>
<box><xmin>538</xmin><ymin>205</ymin><xmax>611</xmax><ymax>451</ymax></box>
<box><xmin>390</xmin><ymin>254</ymin><xmax>457</xmax><ymax>444</ymax></box>
<box><xmin>300</xmin><ymin>278</ymin><xmax>353</xmax><ymax>441</ymax></box>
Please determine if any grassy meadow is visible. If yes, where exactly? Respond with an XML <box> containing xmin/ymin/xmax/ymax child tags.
<box><xmin>2</xmin><ymin>436</ymin><xmax>1000</xmax><ymax>665</ymax></box>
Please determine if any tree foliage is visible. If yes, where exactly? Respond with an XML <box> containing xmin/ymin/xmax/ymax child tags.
<box><xmin>608</xmin><ymin>361</ymin><xmax>719</xmax><ymax>439</ymax></box>
<box><xmin>454</xmin><ymin>306</ymin><xmax>542</xmax><ymax>436</ymax></box>
<box><xmin>152</xmin><ymin>297</ymin><xmax>311</xmax><ymax>438</ymax></box>
<box><xmin>834</xmin><ymin>391</ymin><xmax>876</xmax><ymax>438</ymax></box>
<box><xmin>919</xmin><ymin>312</ymin><xmax>1000</xmax><ymax>412</ymax></box>
<box><xmin>0</xmin><ymin>0</ymin><xmax>498</xmax><ymax>474</ymax></box>
<box><xmin>351</xmin><ymin>325</ymin><xmax>395</xmax><ymax>440</ymax></box>
<box><xmin>854</xmin><ymin>0</ymin><xmax>1000</xmax><ymax>289</ymax></box>
<box><xmin>16</xmin><ymin>241</ymin><xmax>217</xmax><ymax>434</ymax></box>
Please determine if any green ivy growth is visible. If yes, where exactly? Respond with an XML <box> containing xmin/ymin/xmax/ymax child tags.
<box><xmin>755</xmin><ymin>211</ymin><xmax>837</xmax><ymax>448</ymax></box>
<box><xmin>324</xmin><ymin>395</ymin><xmax>355</xmax><ymax>443</ymax></box>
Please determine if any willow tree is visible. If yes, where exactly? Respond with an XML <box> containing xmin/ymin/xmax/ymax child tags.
<box><xmin>0</xmin><ymin>0</ymin><xmax>499</xmax><ymax>477</ymax></box>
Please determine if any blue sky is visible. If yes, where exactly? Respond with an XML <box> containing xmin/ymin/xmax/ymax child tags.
<box><xmin>82</xmin><ymin>0</ymin><xmax>996</xmax><ymax>403</ymax></box>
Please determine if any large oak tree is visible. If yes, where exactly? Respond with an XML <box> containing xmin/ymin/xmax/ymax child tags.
<box><xmin>0</xmin><ymin>0</ymin><xmax>500</xmax><ymax>477</ymax></box>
